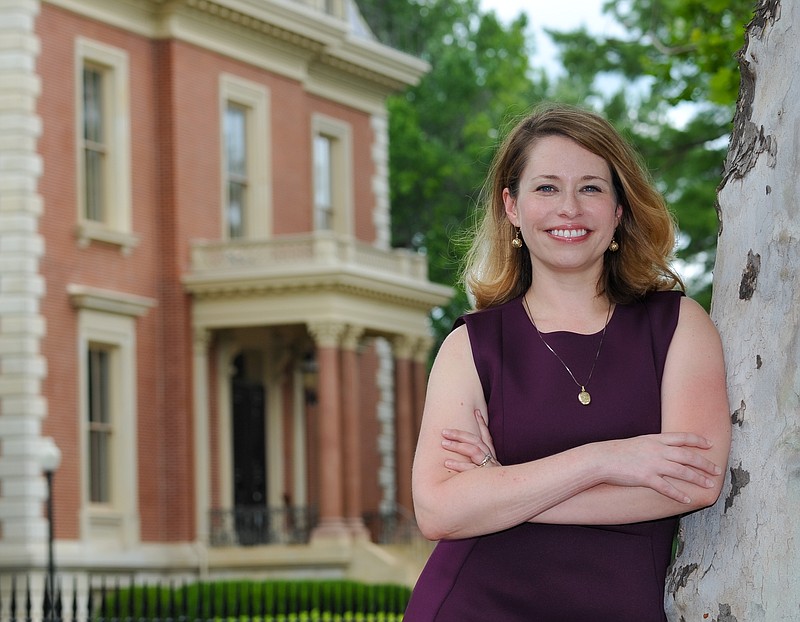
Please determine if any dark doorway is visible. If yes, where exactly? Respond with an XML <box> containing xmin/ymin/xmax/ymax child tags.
<box><xmin>231</xmin><ymin>353</ymin><xmax>266</xmax><ymax>545</ymax></box>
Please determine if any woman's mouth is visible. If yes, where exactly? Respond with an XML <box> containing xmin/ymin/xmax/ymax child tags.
<box><xmin>548</xmin><ymin>228</ymin><xmax>588</xmax><ymax>239</ymax></box>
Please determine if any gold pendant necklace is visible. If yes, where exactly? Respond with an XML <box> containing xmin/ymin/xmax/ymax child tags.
<box><xmin>522</xmin><ymin>296</ymin><xmax>612</xmax><ymax>406</ymax></box>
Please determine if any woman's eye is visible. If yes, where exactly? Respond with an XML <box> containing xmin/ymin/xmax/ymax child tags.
<box><xmin>583</xmin><ymin>185</ymin><xmax>601</xmax><ymax>193</ymax></box>
<box><xmin>536</xmin><ymin>184</ymin><xmax>556</xmax><ymax>192</ymax></box>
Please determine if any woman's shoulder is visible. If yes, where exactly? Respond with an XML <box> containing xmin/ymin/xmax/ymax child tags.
<box><xmin>634</xmin><ymin>288</ymin><xmax>685</xmax><ymax>319</ymax></box>
<box><xmin>454</xmin><ymin>296</ymin><xmax>522</xmax><ymax>330</ymax></box>
<box><xmin>642</xmin><ymin>288</ymin><xmax>685</xmax><ymax>305</ymax></box>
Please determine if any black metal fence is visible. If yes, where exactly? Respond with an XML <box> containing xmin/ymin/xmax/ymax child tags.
<box><xmin>207</xmin><ymin>506</ymin><xmax>422</xmax><ymax>548</ymax></box>
<box><xmin>0</xmin><ymin>576</ymin><xmax>411</xmax><ymax>622</ymax></box>
<box><xmin>208</xmin><ymin>506</ymin><xmax>319</xmax><ymax>546</ymax></box>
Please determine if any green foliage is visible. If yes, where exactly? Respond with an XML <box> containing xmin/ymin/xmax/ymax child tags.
<box><xmin>100</xmin><ymin>579</ymin><xmax>411</xmax><ymax>621</ymax></box>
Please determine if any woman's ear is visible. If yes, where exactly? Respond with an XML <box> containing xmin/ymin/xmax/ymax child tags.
<box><xmin>503</xmin><ymin>188</ymin><xmax>518</xmax><ymax>226</ymax></box>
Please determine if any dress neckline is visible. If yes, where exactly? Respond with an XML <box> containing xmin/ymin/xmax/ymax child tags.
<box><xmin>516</xmin><ymin>296</ymin><xmax>619</xmax><ymax>337</ymax></box>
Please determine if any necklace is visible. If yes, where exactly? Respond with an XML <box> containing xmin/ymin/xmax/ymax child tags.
<box><xmin>522</xmin><ymin>296</ymin><xmax>613</xmax><ymax>406</ymax></box>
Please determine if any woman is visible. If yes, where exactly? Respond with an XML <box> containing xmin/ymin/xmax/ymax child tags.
<box><xmin>404</xmin><ymin>103</ymin><xmax>730</xmax><ymax>621</ymax></box>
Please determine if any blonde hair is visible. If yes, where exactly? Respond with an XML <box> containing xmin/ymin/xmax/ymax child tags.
<box><xmin>463</xmin><ymin>102</ymin><xmax>684</xmax><ymax>309</ymax></box>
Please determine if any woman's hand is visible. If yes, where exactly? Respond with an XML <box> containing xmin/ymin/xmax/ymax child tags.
<box><xmin>594</xmin><ymin>432</ymin><xmax>721</xmax><ymax>504</ymax></box>
<box><xmin>441</xmin><ymin>409</ymin><xmax>502</xmax><ymax>471</ymax></box>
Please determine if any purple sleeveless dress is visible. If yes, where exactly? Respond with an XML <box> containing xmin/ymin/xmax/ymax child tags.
<box><xmin>404</xmin><ymin>291</ymin><xmax>683</xmax><ymax>621</ymax></box>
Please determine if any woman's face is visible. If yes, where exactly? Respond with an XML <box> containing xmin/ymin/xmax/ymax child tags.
<box><xmin>503</xmin><ymin>134</ymin><xmax>622</xmax><ymax>278</ymax></box>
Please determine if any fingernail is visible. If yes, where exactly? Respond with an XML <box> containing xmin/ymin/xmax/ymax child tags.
<box><xmin>714</xmin><ymin>465</ymin><xmax>722</xmax><ymax>475</ymax></box>
<box><xmin>705</xmin><ymin>479</ymin><xmax>714</xmax><ymax>488</ymax></box>
<box><xmin>442</xmin><ymin>429</ymin><xmax>451</xmax><ymax>435</ymax></box>
<box><xmin>684</xmin><ymin>496</ymin><xmax>692</xmax><ymax>504</ymax></box>
<box><xmin>441</xmin><ymin>439</ymin><xmax>452</xmax><ymax>447</ymax></box>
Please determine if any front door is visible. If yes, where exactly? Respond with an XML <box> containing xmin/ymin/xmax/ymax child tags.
<box><xmin>232</xmin><ymin>375</ymin><xmax>266</xmax><ymax>545</ymax></box>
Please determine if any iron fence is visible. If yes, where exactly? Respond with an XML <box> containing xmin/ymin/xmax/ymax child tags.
<box><xmin>362</xmin><ymin>507</ymin><xmax>420</xmax><ymax>546</ymax></box>
<box><xmin>0</xmin><ymin>576</ymin><xmax>410</xmax><ymax>622</ymax></box>
<box><xmin>207</xmin><ymin>506</ymin><xmax>424</xmax><ymax>549</ymax></box>
<box><xmin>208</xmin><ymin>506</ymin><xmax>318</xmax><ymax>546</ymax></box>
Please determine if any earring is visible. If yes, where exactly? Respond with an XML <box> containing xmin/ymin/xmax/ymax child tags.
<box><xmin>511</xmin><ymin>228</ymin><xmax>523</xmax><ymax>249</ymax></box>
<box><xmin>608</xmin><ymin>237</ymin><xmax>619</xmax><ymax>252</ymax></box>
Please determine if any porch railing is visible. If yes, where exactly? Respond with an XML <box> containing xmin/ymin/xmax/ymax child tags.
<box><xmin>362</xmin><ymin>506</ymin><xmax>420</xmax><ymax>546</ymax></box>
<box><xmin>207</xmin><ymin>506</ymin><xmax>428</xmax><ymax>550</ymax></box>
<box><xmin>208</xmin><ymin>506</ymin><xmax>318</xmax><ymax>546</ymax></box>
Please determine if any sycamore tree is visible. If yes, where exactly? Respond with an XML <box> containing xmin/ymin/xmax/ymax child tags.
<box><xmin>666</xmin><ymin>1</ymin><xmax>800</xmax><ymax>617</ymax></box>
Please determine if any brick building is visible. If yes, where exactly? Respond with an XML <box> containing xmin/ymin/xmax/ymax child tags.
<box><xmin>0</xmin><ymin>0</ymin><xmax>450</xmax><ymax>589</ymax></box>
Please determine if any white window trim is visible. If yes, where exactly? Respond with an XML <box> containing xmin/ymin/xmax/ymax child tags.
<box><xmin>219</xmin><ymin>73</ymin><xmax>271</xmax><ymax>239</ymax></box>
<box><xmin>72</xmin><ymin>286</ymin><xmax>150</xmax><ymax>547</ymax></box>
<box><xmin>74</xmin><ymin>37</ymin><xmax>138</xmax><ymax>254</ymax></box>
<box><xmin>311</xmin><ymin>113</ymin><xmax>353</xmax><ymax>236</ymax></box>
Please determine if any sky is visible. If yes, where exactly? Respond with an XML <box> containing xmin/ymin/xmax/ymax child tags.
<box><xmin>478</xmin><ymin>0</ymin><xmax>623</xmax><ymax>75</ymax></box>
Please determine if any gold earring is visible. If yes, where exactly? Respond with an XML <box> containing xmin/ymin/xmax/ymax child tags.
<box><xmin>511</xmin><ymin>228</ymin><xmax>523</xmax><ymax>249</ymax></box>
<box><xmin>608</xmin><ymin>237</ymin><xmax>619</xmax><ymax>252</ymax></box>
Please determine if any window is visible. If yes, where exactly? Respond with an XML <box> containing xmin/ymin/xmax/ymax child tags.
<box><xmin>225</xmin><ymin>103</ymin><xmax>248</xmax><ymax>238</ymax></box>
<box><xmin>220</xmin><ymin>75</ymin><xmax>270</xmax><ymax>239</ymax></box>
<box><xmin>87</xmin><ymin>344</ymin><xmax>113</xmax><ymax>503</ymax></box>
<box><xmin>313</xmin><ymin>134</ymin><xmax>333</xmax><ymax>230</ymax></box>
<box><xmin>75</xmin><ymin>38</ymin><xmax>136</xmax><ymax>252</ymax></box>
<box><xmin>82</xmin><ymin>66</ymin><xmax>106</xmax><ymax>223</ymax></box>
<box><xmin>311</xmin><ymin>115</ymin><xmax>353</xmax><ymax>235</ymax></box>
<box><xmin>70</xmin><ymin>285</ymin><xmax>154</xmax><ymax>545</ymax></box>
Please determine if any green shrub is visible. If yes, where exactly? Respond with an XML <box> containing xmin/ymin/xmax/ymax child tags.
<box><xmin>98</xmin><ymin>579</ymin><xmax>411</xmax><ymax>621</ymax></box>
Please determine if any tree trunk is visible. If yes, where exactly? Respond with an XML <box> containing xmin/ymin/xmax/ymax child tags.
<box><xmin>665</xmin><ymin>1</ymin><xmax>800</xmax><ymax>619</ymax></box>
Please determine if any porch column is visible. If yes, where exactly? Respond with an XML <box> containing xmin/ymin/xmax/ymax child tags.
<box><xmin>412</xmin><ymin>337</ymin><xmax>433</xmax><ymax>436</ymax></box>
<box><xmin>341</xmin><ymin>325</ymin><xmax>369</xmax><ymax>538</ymax></box>
<box><xmin>393</xmin><ymin>335</ymin><xmax>415</xmax><ymax>513</ymax></box>
<box><xmin>192</xmin><ymin>327</ymin><xmax>212</xmax><ymax>543</ymax></box>
<box><xmin>308</xmin><ymin>322</ymin><xmax>349</xmax><ymax>540</ymax></box>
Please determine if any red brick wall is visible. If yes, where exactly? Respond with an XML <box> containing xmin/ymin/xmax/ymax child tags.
<box><xmin>36</xmin><ymin>4</ymin><xmax>164</xmax><ymax>541</ymax></box>
<box><xmin>36</xmin><ymin>2</ymin><xmax>382</xmax><ymax>546</ymax></box>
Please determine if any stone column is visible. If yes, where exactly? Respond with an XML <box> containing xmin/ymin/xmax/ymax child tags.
<box><xmin>192</xmin><ymin>327</ymin><xmax>212</xmax><ymax>543</ymax></box>
<box><xmin>340</xmin><ymin>325</ymin><xmax>368</xmax><ymax>538</ymax></box>
<box><xmin>307</xmin><ymin>322</ymin><xmax>349</xmax><ymax>541</ymax></box>
<box><xmin>0</xmin><ymin>0</ymin><xmax>47</xmax><ymax>559</ymax></box>
<box><xmin>393</xmin><ymin>336</ymin><xmax>415</xmax><ymax>513</ymax></box>
<box><xmin>412</xmin><ymin>337</ymin><xmax>433</xmax><ymax>436</ymax></box>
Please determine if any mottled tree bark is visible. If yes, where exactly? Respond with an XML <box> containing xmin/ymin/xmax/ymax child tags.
<box><xmin>665</xmin><ymin>1</ymin><xmax>800</xmax><ymax>619</ymax></box>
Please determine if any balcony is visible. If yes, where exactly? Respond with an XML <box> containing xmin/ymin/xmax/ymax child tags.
<box><xmin>183</xmin><ymin>232</ymin><xmax>452</xmax><ymax>315</ymax></box>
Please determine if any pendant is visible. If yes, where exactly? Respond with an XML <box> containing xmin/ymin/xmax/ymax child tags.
<box><xmin>578</xmin><ymin>387</ymin><xmax>591</xmax><ymax>405</ymax></box>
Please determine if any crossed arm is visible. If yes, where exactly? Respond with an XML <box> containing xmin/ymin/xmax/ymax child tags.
<box><xmin>411</xmin><ymin>297</ymin><xmax>731</xmax><ymax>541</ymax></box>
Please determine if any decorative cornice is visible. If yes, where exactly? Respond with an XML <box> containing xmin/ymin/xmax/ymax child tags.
<box><xmin>45</xmin><ymin>0</ymin><xmax>427</xmax><ymax>94</ymax></box>
<box><xmin>182</xmin><ymin>233</ymin><xmax>453</xmax><ymax>310</ymax></box>
<box><xmin>182</xmin><ymin>0</ymin><xmax>329</xmax><ymax>55</ymax></box>
<box><xmin>183</xmin><ymin>271</ymin><xmax>452</xmax><ymax>312</ymax></box>
<box><xmin>67</xmin><ymin>284</ymin><xmax>157</xmax><ymax>317</ymax></box>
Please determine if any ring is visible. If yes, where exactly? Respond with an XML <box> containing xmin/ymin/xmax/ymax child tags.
<box><xmin>478</xmin><ymin>453</ymin><xmax>494</xmax><ymax>467</ymax></box>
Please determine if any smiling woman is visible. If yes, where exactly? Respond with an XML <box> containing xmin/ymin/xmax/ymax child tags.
<box><xmin>404</xmin><ymin>103</ymin><xmax>731</xmax><ymax>621</ymax></box>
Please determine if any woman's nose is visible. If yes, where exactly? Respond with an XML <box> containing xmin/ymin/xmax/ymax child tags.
<box><xmin>558</xmin><ymin>193</ymin><xmax>582</xmax><ymax>217</ymax></box>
